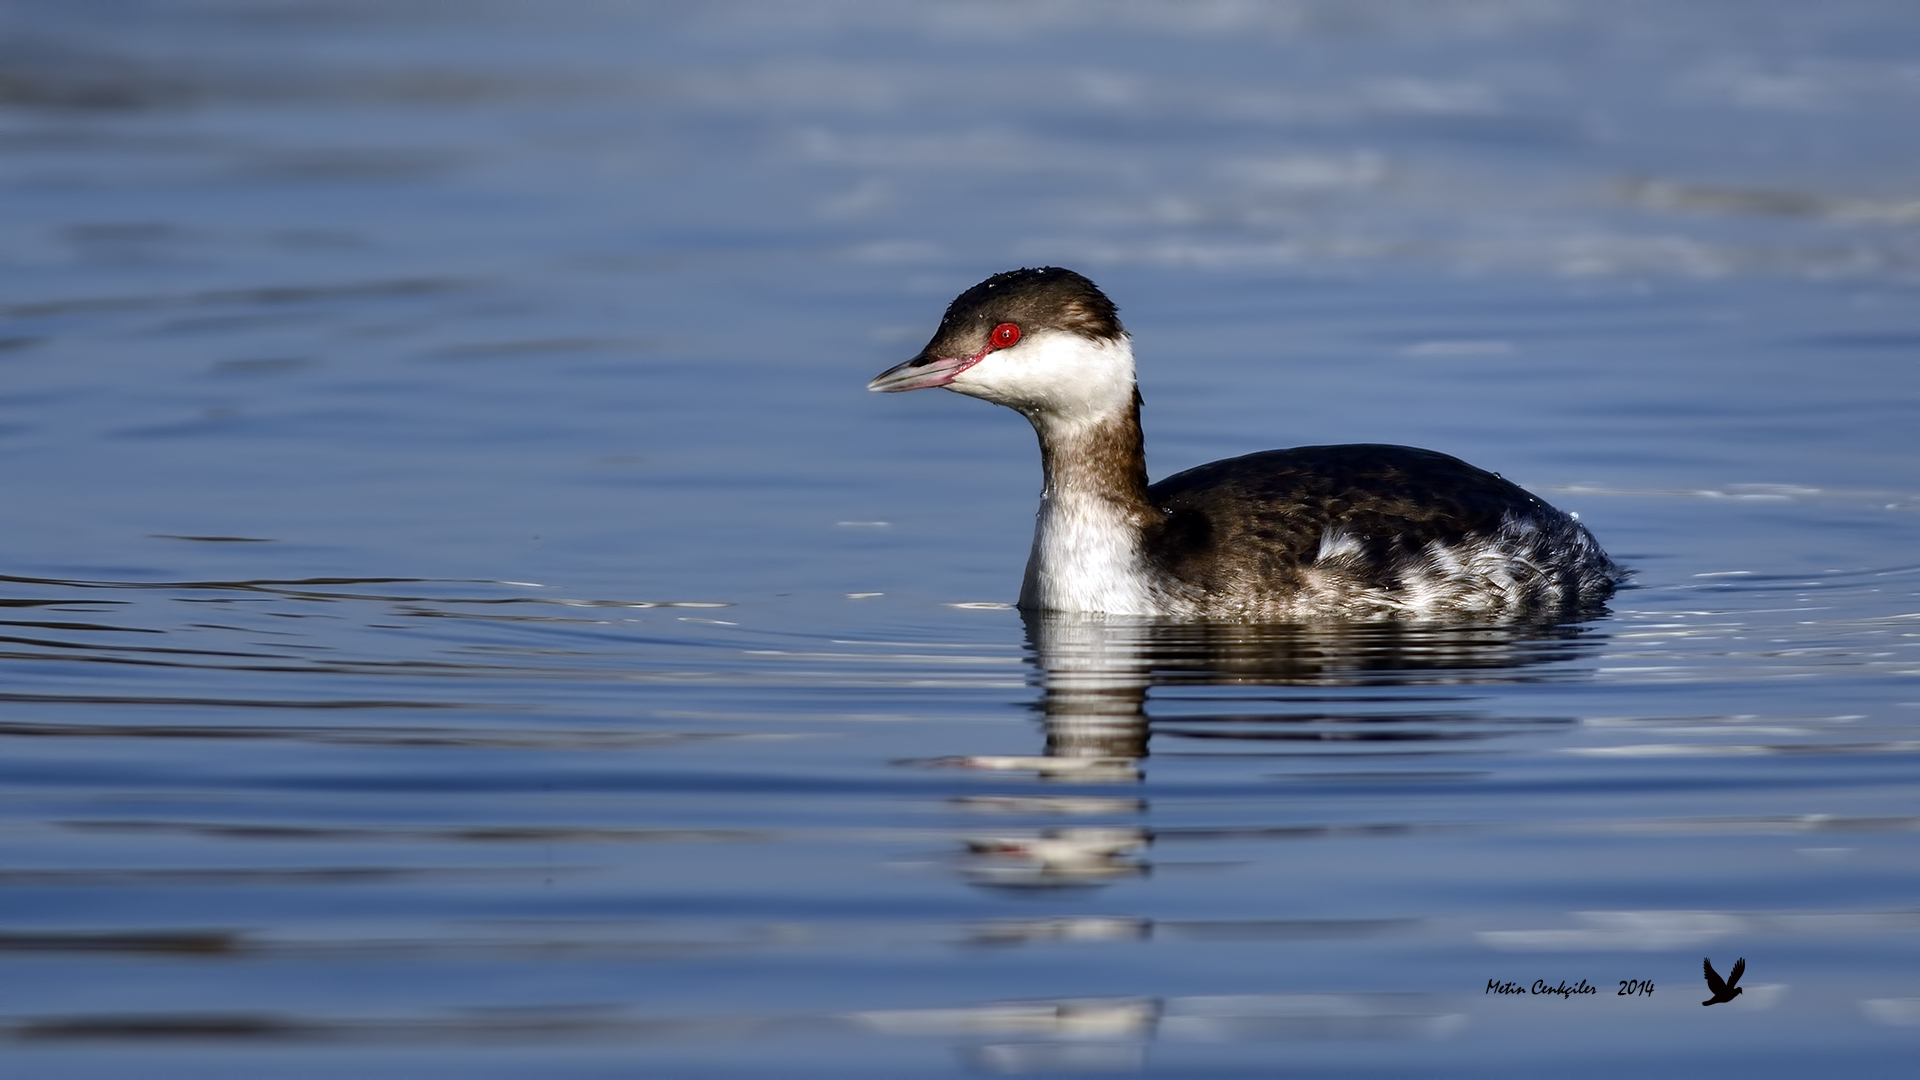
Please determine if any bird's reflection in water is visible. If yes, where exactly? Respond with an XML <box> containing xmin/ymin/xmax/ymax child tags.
<box><xmin>953</xmin><ymin>611</ymin><xmax>1605</xmax><ymax>888</ymax></box>
<box><xmin>1026</xmin><ymin>610</ymin><xmax>1601</xmax><ymax>765</ymax></box>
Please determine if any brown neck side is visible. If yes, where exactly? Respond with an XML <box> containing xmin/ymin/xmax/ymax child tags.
<box><xmin>1031</xmin><ymin>393</ymin><xmax>1156</xmax><ymax>523</ymax></box>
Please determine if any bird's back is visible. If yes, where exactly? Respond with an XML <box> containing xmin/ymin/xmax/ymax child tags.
<box><xmin>1143</xmin><ymin>444</ymin><xmax>1620</xmax><ymax>619</ymax></box>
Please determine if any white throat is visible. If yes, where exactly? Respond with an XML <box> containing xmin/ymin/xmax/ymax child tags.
<box><xmin>1020</xmin><ymin>466</ymin><xmax>1158</xmax><ymax>614</ymax></box>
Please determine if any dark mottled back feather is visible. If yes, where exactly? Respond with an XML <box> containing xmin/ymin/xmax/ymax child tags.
<box><xmin>1146</xmin><ymin>443</ymin><xmax>1606</xmax><ymax>612</ymax></box>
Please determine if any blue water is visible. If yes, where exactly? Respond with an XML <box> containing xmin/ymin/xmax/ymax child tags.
<box><xmin>2</xmin><ymin>1</ymin><xmax>1918</xmax><ymax>1076</ymax></box>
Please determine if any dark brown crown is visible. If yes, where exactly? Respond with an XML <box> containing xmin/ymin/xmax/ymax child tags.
<box><xmin>916</xmin><ymin>267</ymin><xmax>1125</xmax><ymax>360</ymax></box>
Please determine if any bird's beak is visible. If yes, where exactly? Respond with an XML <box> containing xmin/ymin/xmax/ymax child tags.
<box><xmin>867</xmin><ymin>352</ymin><xmax>975</xmax><ymax>393</ymax></box>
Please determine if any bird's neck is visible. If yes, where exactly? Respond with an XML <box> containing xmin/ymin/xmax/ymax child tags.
<box><xmin>1018</xmin><ymin>394</ymin><xmax>1161</xmax><ymax>613</ymax></box>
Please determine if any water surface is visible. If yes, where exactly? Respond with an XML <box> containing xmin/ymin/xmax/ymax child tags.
<box><xmin>2</xmin><ymin>1</ymin><xmax>1918</xmax><ymax>1076</ymax></box>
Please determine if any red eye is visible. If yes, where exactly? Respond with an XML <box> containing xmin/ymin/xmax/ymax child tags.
<box><xmin>990</xmin><ymin>322</ymin><xmax>1021</xmax><ymax>348</ymax></box>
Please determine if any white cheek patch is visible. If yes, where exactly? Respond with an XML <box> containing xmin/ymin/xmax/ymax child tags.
<box><xmin>950</xmin><ymin>333</ymin><xmax>1137</xmax><ymax>424</ymax></box>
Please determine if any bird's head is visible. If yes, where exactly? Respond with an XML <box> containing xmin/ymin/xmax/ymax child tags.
<box><xmin>869</xmin><ymin>267</ymin><xmax>1136</xmax><ymax>424</ymax></box>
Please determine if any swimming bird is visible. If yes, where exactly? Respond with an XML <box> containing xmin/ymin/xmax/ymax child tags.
<box><xmin>1701</xmin><ymin>956</ymin><xmax>1745</xmax><ymax>1006</ymax></box>
<box><xmin>869</xmin><ymin>267</ymin><xmax>1622</xmax><ymax>620</ymax></box>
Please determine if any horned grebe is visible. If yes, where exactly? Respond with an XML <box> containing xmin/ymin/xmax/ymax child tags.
<box><xmin>869</xmin><ymin>267</ymin><xmax>1622</xmax><ymax>620</ymax></box>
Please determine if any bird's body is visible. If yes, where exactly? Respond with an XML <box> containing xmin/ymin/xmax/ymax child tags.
<box><xmin>870</xmin><ymin>267</ymin><xmax>1622</xmax><ymax>621</ymax></box>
